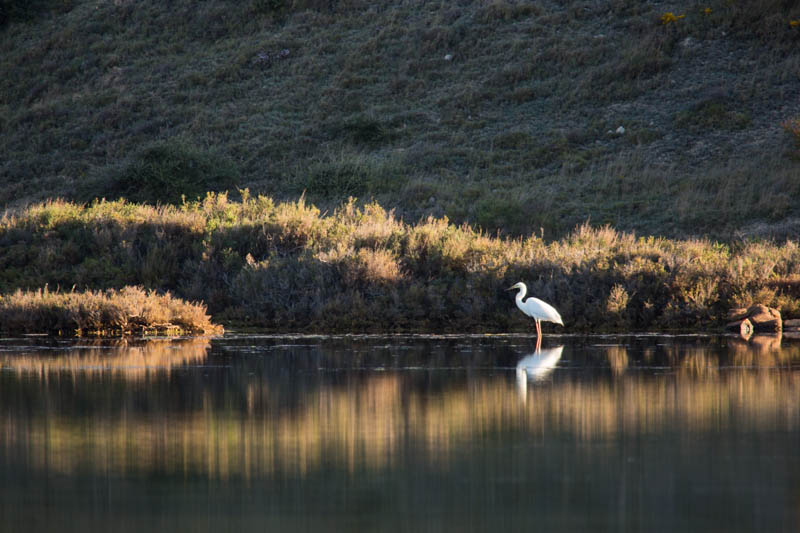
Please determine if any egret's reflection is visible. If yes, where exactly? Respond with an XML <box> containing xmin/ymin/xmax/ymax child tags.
<box><xmin>516</xmin><ymin>345</ymin><xmax>564</xmax><ymax>399</ymax></box>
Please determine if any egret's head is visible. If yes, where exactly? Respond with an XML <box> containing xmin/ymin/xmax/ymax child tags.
<box><xmin>506</xmin><ymin>282</ymin><xmax>523</xmax><ymax>291</ymax></box>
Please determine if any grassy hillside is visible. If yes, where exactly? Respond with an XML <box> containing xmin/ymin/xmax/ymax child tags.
<box><xmin>2</xmin><ymin>194</ymin><xmax>800</xmax><ymax>332</ymax></box>
<box><xmin>2</xmin><ymin>0</ymin><xmax>799</xmax><ymax>239</ymax></box>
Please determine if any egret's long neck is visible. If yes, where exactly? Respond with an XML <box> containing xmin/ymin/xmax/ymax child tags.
<box><xmin>515</xmin><ymin>284</ymin><xmax>527</xmax><ymax>302</ymax></box>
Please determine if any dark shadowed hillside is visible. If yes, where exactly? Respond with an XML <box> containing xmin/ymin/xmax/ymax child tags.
<box><xmin>2</xmin><ymin>0</ymin><xmax>800</xmax><ymax>239</ymax></box>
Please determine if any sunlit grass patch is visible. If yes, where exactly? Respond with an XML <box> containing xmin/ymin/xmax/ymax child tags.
<box><xmin>0</xmin><ymin>286</ymin><xmax>223</xmax><ymax>336</ymax></box>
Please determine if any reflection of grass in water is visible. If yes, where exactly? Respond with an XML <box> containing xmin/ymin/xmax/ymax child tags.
<box><xmin>0</xmin><ymin>338</ymin><xmax>211</xmax><ymax>379</ymax></box>
<box><xmin>606</xmin><ymin>346</ymin><xmax>628</xmax><ymax>375</ymax></box>
<box><xmin>6</xmin><ymin>348</ymin><xmax>800</xmax><ymax>478</ymax></box>
<box><xmin>679</xmin><ymin>350</ymin><xmax>719</xmax><ymax>378</ymax></box>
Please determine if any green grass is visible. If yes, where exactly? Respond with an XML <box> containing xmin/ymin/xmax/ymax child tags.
<box><xmin>1</xmin><ymin>0</ymin><xmax>800</xmax><ymax>239</ymax></box>
<box><xmin>2</xmin><ymin>195</ymin><xmax>800</xmax><ymax>332</ymax></box>
<box><xmin>674</xmin><ymin>96</ymin><xmax>752</xmax><ymax>132</ymax></box>
<box><xmin>80</xmin><ymin>140</ymin><xmax>240</xmax><ymax>205</ymax></box>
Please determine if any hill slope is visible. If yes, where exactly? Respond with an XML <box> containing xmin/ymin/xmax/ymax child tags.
<box><xmin>2</xmin><ymin>0</ymin><xmax>799</xmax><ymax>239</ymax></box>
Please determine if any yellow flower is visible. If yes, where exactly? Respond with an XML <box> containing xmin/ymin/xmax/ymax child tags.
<box><xmin>661</xmin><ymin>12</ymin><xmax>686</xmax><ymax>25</ymax></box>
<box><xmin>703</xmin><ymin>7</ymin><xmax>712</xmax><ymax>15</ymax></box>
<box><xmin>790</xmin><ymin>20</ymin><xmax>800</xmax><ymax>28</ymax></box>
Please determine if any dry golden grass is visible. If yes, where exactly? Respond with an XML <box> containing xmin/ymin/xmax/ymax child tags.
<box><xmin>0</xmin><ymin>286</ymin><xmax>223</xmax><ymax>336</ymax></box>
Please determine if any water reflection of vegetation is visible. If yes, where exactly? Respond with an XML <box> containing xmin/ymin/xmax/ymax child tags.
<box><xmin>3</xmin><ymin>340</ymin><xmax>800</xmax><ymax>479</ymax></box>
<box><xmin>0</xmin><ymin>338</ymin><xmax>210</xmax><ymax>378</ymax></box>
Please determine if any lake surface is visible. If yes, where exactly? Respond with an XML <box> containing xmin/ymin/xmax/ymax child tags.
<box><xmin>1</xmin><ymin>333</ymin><xmax>799</xmax><ymax>532</ymax></box>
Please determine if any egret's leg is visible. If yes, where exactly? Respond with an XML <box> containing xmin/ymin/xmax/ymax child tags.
<box><xmin>535</xmin><ymin>333</ymin><xmax>542</xmax><ymax>352</ymax></box>
<box><xmin>535</xmin><ymin>320</ymin><xmax>542</xmax><ymax>340</ymax></box>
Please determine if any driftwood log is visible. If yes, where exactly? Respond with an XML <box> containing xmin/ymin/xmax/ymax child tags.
<box><xmin>726</xmin><ymin>305</ymin><xmax>781</xmax><ymax>334</ymax></box>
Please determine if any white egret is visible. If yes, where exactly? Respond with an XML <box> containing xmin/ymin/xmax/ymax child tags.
<box><xmin>507</xmin><ymin>282</ymin><xmax>563</xmax><ymax>342</ymax></box>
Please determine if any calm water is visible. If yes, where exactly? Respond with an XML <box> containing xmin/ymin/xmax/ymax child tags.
<box><xmin>1</xmin><ymin>333</ymin><xmax>799</xmax><ymax>532</ymax></box>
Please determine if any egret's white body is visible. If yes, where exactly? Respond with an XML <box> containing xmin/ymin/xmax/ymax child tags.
<box><xmin>508</xmin><ymin>282</ymin><xmax>563</xmax><ymax>341</ymax></box>
<box><xmin>516</xmin><ymin>345</ymin><xmax>564</xmax><ymax>398</ymax></box>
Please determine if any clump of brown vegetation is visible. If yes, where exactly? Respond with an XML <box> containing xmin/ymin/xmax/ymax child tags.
<box><xmin>0</xmin><ymin>285</ymin><xmax>222</xmax><ymax>336</ymax></box>
<box><xmin>2</xmin><ymin>194</ymin><xmax>800</xmax><ymax>332</ymax></box>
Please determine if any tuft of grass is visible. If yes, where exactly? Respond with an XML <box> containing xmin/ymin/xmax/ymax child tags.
<box><xmin>674</xmin><ymin>96</ymin><xmax>751</xmax><ymax>132</ymax></box>
<box><xmin>0</xmin><ymin>285</ymin><xmax>223</xmax><ymax>336</ymax></box>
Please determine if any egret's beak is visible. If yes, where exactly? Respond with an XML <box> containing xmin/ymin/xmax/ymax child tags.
<box><xmin>505</xmin><ymin>286</ymin><xmax>515</xmax><ymax>291</ymax></box>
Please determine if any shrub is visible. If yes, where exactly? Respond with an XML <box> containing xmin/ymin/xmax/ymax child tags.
<box><xmin>0</xmin><ymin>286</ymin><xmax>223</xmax><ymax>336</ymax></box>
<box><xmin>97</xmin><ymin>141</ymin><xmax>240</xmax><ymax>205</ymax></box>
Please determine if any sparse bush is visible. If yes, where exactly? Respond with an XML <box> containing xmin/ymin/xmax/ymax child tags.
<box><xmin>606</xmin><ymin>284</ymin><xmax>629</xmax><ymax>314</ymax></box>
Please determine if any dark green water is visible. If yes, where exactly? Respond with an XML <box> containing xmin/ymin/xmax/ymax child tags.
<box><xmin>1</xmin><ymin>333</ymin><xmax>799</xmax><ymax>532</ymax></box>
